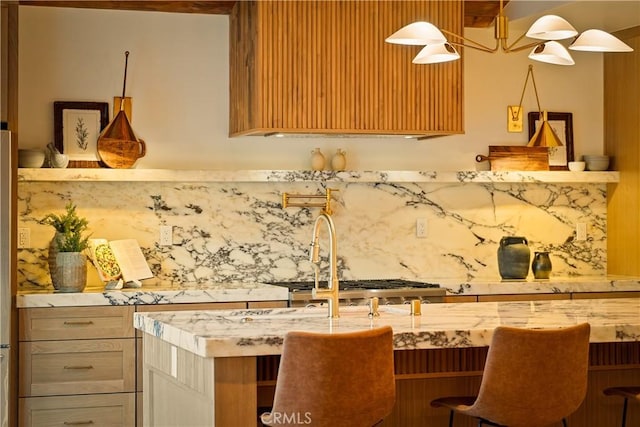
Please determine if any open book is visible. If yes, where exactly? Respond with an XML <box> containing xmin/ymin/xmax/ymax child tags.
<box><xmin>89</xmin><ymin>239</ymin><xmax>153</xmax><ymax>288</ymax></box>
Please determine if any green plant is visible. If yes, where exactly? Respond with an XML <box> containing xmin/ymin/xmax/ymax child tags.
<box><xmin>41</xmin><ymin>202</ymin><xmax>90</xmax><ymax>252</ymax></box>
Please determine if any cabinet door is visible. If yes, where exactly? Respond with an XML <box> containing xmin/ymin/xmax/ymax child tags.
<box><xmin>19</xmin><ymin>306</ymin><xmax>134</xmax><ymax>341</ymax></box>
<box><xmin>19</xmin><ymin>393</ymin><xmax>135</xmax><ymax>427</ymax></box>
<box><xmin>19</xmin><ymin>339</ymin><xmax>135</xmax><ymax>397</ymax></box>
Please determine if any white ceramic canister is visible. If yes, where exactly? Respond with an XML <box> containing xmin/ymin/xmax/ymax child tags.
<box><xmin>311</xmin><ymin>148</ymin><xmax>325</xmax><ymax>171</ymax></box>
<box><xmin>331</xmin><ymin>148</ymin><xmax>347</xmax><ymax>171</ymax></box>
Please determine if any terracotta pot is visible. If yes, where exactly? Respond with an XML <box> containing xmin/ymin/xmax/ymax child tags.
<box><xmin>52</xmin><ymin>252</ymin><xmax>87</xmax><ymax>293</ymax></box>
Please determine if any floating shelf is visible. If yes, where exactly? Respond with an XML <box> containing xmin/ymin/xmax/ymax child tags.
<box><xmin>18</xmin><ymin>168</ymin><xmax>620</xmax><ymax>184</ymax></box>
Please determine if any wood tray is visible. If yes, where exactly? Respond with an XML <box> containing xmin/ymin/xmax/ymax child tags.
<box><xmin>476</xmin><ymin>146</ymin><xmax>549</xmax><ymax>171</ymax></box>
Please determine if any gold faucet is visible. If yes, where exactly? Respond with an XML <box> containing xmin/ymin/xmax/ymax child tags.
<box><xmin>309</xmin><ymin>212</ymin><xmax>340</xmax><ymax>318</ymax></box>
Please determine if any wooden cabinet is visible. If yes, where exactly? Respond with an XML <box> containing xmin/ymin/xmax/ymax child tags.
<box><xmin>19</xmin><ymin>393</ymin><xmax>135</xmax><ymax>427</ymax></box>
<box><xmin>18</xmin><ymin>306</ymin><xmax>136</xmax><ymax>427</ymax></box>
<box><xmin>229</xmin><ymin>0</ymin><xmax>463</xmax><ymax>137</ymax></box>
<box><xmin>605</xmin><ymin>26</ymin><xmax>640</xmax><ymax>275</ymax></box>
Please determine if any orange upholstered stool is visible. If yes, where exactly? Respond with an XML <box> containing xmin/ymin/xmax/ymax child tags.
<box><xmin>431</xmin><ymin>323</ymin><xmax>591</xmax><ymax>427</ymax></box>
<box><xmin>261</xmin><ymin>326</ymin><xmax>396</xmax><ymax>427</ymax></box>
<box><xmin>603</xmin><ymin>386</ymin><xmax>640</xmax><ymax>427</ymax></box>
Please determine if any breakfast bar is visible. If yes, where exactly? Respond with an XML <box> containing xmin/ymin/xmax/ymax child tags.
<box><xmin>134</xmin><ymin>298</ymin><xmax>640</xmax><ymax>426</ymax></box>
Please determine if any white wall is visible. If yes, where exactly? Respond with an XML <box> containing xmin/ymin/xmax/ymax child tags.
<box><xmin>18</xmin><ymin>5</ymin><xmax>610</xmax><ymax>171</ymax></box>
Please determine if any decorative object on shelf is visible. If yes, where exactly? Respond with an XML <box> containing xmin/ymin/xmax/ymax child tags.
<box><xmin>41</xmin><ymin>202</ymin><xmax>90</xmax><ymax>292</ymax></box>
<box><xmin>331</xmin><ymin>148</ymin><xmax>347</xmax><ymax>171</ymax></box>
<box><xmin>97</xmin><ymin>51</ymin><xmax>146</xmax><ymax>169</ymax></box>
<box><xmin>532</xmin><ymin>251</ymin><xmax>552</xmax><ymax>279</ymax></box>
<box><xmin>45</xmin><ymin>142</ymin><xmax>69</xmax><ymax>169</ymax></box>
<box><xmin>17</xmin><ymin>149</ymin><xmax>45</xmax><ymax>168</ymax></box>
<box><xmin>386</xmin><ymin>0</ymin><xmax>633</xmax><ymax>65</ymax></box>
<box><xmin>568</xmin><ymin>161</ymin><xmax>586</xmax><ymax>172</ymax></box>
<box><xmin>497</xmin><ymin>236</ymin><xmax>530</xmax><ymax>280</ymax></box>
<box><xmin>54</xmin><ymin>101</ymin><xmax>109</xmax><ymax>168</ymax></box>
<box><xmin>528</xmin><ymin>111</ymin><xmax>574</xmax><ymax>170</ymax></box>
<box><xmin>475</xmin><ymin>146</ymin><xmax>549</xmax><ymax>171</ymax></box>
<box><xmin>310</xmin><ymin>148</ymin><xmax>325</xmax><ymax>171</ymax></box>
<box><xmin>583</xmin><ymin>155</ymin><xmax>610</xmax><ymax>171</ymax></box>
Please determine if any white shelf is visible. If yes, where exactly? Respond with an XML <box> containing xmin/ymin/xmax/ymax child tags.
<box><xmin>18</xmin><ymin>168</ymin><xmax>620</xmax><ymax>184</ymax></box>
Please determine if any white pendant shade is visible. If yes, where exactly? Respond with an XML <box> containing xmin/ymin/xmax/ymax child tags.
<box><xmin>569</xmin><ymin>29</ymin><xmax>634</xmax><ymax>52</ymax></box>
<box><xmin>385</xmin><ymin>21</ymin><xmax>447</xmax><ymax>46</ymax></box>
<box><xmin>528</xmin><ymin>41</ymin><xmax>575</xmax><ymax>66</ymax></box>
<box><xmin>412</xmin><ymin>43</ymin><xmax>460</xmax><ymax>64</ymax></box>
<box><xmin>526</xmin><ymin>15</ymin><xmax>578</xmax><ymax>40</ymax></box>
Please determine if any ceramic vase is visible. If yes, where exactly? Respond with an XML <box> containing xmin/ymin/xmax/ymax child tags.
<box><xmin>311</xmin><ymin>148</ymin><xmax>325</xmax><ymax>171</ymax></box>
<box><xmin>532</xmin><ymin>251</ymin><xmax>552</xmax><ymax>279</ymax></box>
<box><xmin>331</xmin><ymin>148</ymin><xmax>347</xmax><ymax>171</ymax></box>
<box><xmin>52</xmin><ymin>252</ymin><xmax>87</xmax><ymax>292</ymax></box>
<box><xmin>497</xmin><ymin>236</ymin><xmax>530</xmax><ymax>280</ymax></box>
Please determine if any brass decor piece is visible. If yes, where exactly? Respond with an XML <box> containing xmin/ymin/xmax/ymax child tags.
<box><xmin>282</xmin><ymin>188</ymin><xmax>337</xmax><ymax>215</ymax></box>
<box><xmin>514</xmin><ymin>65</ymin><xmax>563</xmax><ymax>148</ymax></box>
<box><xmin>97</xmin><ymin>51</ymin><xmax>146</xmax><ymax>168</ymax></box>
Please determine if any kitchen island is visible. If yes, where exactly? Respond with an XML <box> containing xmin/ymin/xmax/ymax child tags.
<box><xmin>134</xmin><ymin>298</ymin><xmax>640</xmax><ymax>427</ymax></box>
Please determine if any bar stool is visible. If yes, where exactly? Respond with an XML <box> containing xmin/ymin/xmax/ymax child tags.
<box><xmin>431</xmin><ymin>323</ymin><xmax>591</xmax><ymax>427</ymax></box>
<box><xmin>603</xmin><ymin>386</ymin><xmax>640</xmax><ymax>427</ymax></box>
<box><xmin>261</xmin><ymin>326</ymin><xmax>396</xmax><ymax>427</ymax></box>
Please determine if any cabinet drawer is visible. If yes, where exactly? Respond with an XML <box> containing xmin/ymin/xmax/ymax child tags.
<box><xmin>19</xmin><ymin>393</ymin><xmax>135</xmax><ymax>427</ymax></box>
<box><xmin>19</xmin><ymin>339</ymin><xmax>135</xmax><ymax>397</ymax></box>
<box><xmin>20</xmin><ymin>306</ymin><xmax>134</xmax><ymax>341</ymax></box>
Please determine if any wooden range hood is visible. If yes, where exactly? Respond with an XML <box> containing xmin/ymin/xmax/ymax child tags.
<box><xmin>229</xmin><ymin>1</ymin><xmax>464</xmax><ymax>138</ymax></box>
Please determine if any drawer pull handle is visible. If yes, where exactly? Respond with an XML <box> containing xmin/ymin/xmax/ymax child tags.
<box><xmin>64</xmin><ymin>421</ymin><xmax>94</xmax><ymax>425</ymax></box>
<box><xmin>63</xmin><ymin>365</ymin><xmax>94</xmax><ymax>370</ymax></box>
<box><xmin>63</xmin><ymin>321</ymin><xmax>94</xmax><ymax>326</ymax></box>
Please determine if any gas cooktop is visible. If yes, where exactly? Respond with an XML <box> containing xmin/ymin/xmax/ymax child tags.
<box><xmin>267</xmin><ymin>279</ymin><xmax>440</xmax><ymax>292</ymax></box>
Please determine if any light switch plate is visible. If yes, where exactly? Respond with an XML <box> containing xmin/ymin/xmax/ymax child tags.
<box><xmin>507</xmin><ymin>106</ymin><xmax>523</xmax><ymax>133</ymax></box>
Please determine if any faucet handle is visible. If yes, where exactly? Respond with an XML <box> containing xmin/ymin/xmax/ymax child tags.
<box><xmin>368</xmin><ymin>297</ymin><xmax>380</xmax><ymax>318</ymax></box>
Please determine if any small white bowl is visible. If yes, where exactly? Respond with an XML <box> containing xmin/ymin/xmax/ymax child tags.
<box><xmin>18</xmin><ymin>149</ymin><xmax>45</xmax><ymax>168</ymax></box>
<box><xmin>568</xmin><ymin>161</ymin><xmax>586</xmax><ymax>172</ymax></box>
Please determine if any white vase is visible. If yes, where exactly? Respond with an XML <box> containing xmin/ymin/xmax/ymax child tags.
<box><xmin>310</xmin><ymin>148</ymin><xmax>325</xmax><ymax>171</ymax></box>
<box><xmin>331</xmin><ymin>148</ymin><xmax>347</xmax><ymax>171</ymax></box>
<box><xmin>52</xmin><ymin>252</ymin><xmax>87</xmax><ymax>293</ymax></box>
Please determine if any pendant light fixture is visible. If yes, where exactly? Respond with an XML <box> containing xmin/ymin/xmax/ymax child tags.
<box><xmin>386</xmin><ymin>0</ymin><xmax>633</xmax><ymax>65</ymax></box>
<box><xmin>513</xmin><ymin>65</ymin><xmax>562</xmax><ymax>148</ymax></box>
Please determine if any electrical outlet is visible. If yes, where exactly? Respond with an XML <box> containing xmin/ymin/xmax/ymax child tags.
<box><xmin>159</xmin><ymin>225</ymin><xmax>173</xmax><ymax>246</ymax></box>
<box><xmin>18</xmin><ymin>228</ymin><xmax>30</xmax><ymax>248</ymax></box>
<box><xmin>576</xmin><ymin>223</ymin><xmax>587</xmax><ymax>241</ymax></box>
<box><xmin>416</xmin><ymin>218</ymin><xmax>427</xmax><ymax>238</ymax></box>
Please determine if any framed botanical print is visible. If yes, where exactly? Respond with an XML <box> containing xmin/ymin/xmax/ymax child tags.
<box><xmin>54</xmin><ymin>101</ymin><xmax>109</xmax><ymax>167</ymax></box>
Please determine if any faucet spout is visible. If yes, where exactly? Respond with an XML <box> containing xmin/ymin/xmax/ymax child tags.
<box><xmin>309</xmin><ymin>212</ymin><xmax>339</xmax><ymax>318</ymax></box>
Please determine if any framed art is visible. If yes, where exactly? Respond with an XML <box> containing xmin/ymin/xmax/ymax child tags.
<box><xmin>54</xmin><ymin>101</ymin><xmax>109</xmax><ymax>167</ymax></box>
<box><xmin>528</xmin><ymin>111</ymin><xmax>574</xmax><ymax>171</ymax></box>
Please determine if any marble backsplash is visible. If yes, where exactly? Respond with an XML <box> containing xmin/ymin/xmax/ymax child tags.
<box><xmin>17</xmin><ymin>179</ymin><xmax>607</xmax><ymax>290</ymax></box>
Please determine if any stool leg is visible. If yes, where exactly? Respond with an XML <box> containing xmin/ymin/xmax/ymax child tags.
<box><xmin>448</xmin><ymin>410</ymin><xmax>454</xmax><ymax>427</ymax></box>
<box><xmin>562</xmin><ymin>419</ymin><xmax>567</xmax><ymax>427</ymax></box>
<box><xmin>621</xmin><ymin>397</ymin><xmax>628</xmax><ymax>427</ymax></box>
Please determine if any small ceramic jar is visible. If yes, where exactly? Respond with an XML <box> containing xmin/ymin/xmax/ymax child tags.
<box><xmin>331</xmin><ymin>148</ymin><xmax>347</xmax><ymax>171</ymax></box>
<box><xmin>311</xmin><ymin>148</ymin><xmax>325</xmax><ymax>171</ymax></box>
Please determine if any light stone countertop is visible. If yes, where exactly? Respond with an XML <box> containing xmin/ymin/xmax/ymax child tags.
<box><xmin>133</xmin><ymin>297</ymin><xmax>640</xmax><ymax>358</ymax></box>
<box><xmin>16</xmin><ymin>281</ymin><xmax>290</xmax><ymax>308</ymax></box>
<box><xmin>16</xmin><ymin>276</ymin><xmax>640</xmax><ymax>308</ymax></box>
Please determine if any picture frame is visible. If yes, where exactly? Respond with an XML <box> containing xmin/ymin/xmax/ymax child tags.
<box><xmin>528</xmin><ymin>111</ymin><xmax>574</xmax><ymax>171</ymax></box>
<box><xmin>54</xmin><ymin>101</ymin><xmax>109</xmax><ymax>168</ymax></box>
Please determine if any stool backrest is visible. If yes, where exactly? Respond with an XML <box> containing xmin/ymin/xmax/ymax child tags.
<box><xmin>471</xmin><ymin>323</ymin><xmax>591</xmax><ymax>427</ymax></box>
<box><xmin>266</xmin><ymin>326</ymin><xmax>396</xmax><ymax>427</ymax></box>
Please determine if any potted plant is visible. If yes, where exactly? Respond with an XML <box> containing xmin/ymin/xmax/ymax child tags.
<box><xmin>41</xmin><ymin>202</ymin><xmax>90</xmax><ymax>292</ymax></box>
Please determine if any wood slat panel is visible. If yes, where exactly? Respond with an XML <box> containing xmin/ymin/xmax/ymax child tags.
<box><xmin>230</xmin><ymin>0</ymin><xmax>463</xmax><ymax>137</ymax></box>
<box><xmin>605</xmin><ymin>26</ymin><xmax>640</xmax><ymax>275</ymax></box>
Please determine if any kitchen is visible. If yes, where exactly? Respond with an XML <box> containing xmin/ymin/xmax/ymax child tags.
<box><xmin>3</xmin><ymin>1</ymin><xmax>640</xmax><ymax>426</ymax></box>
